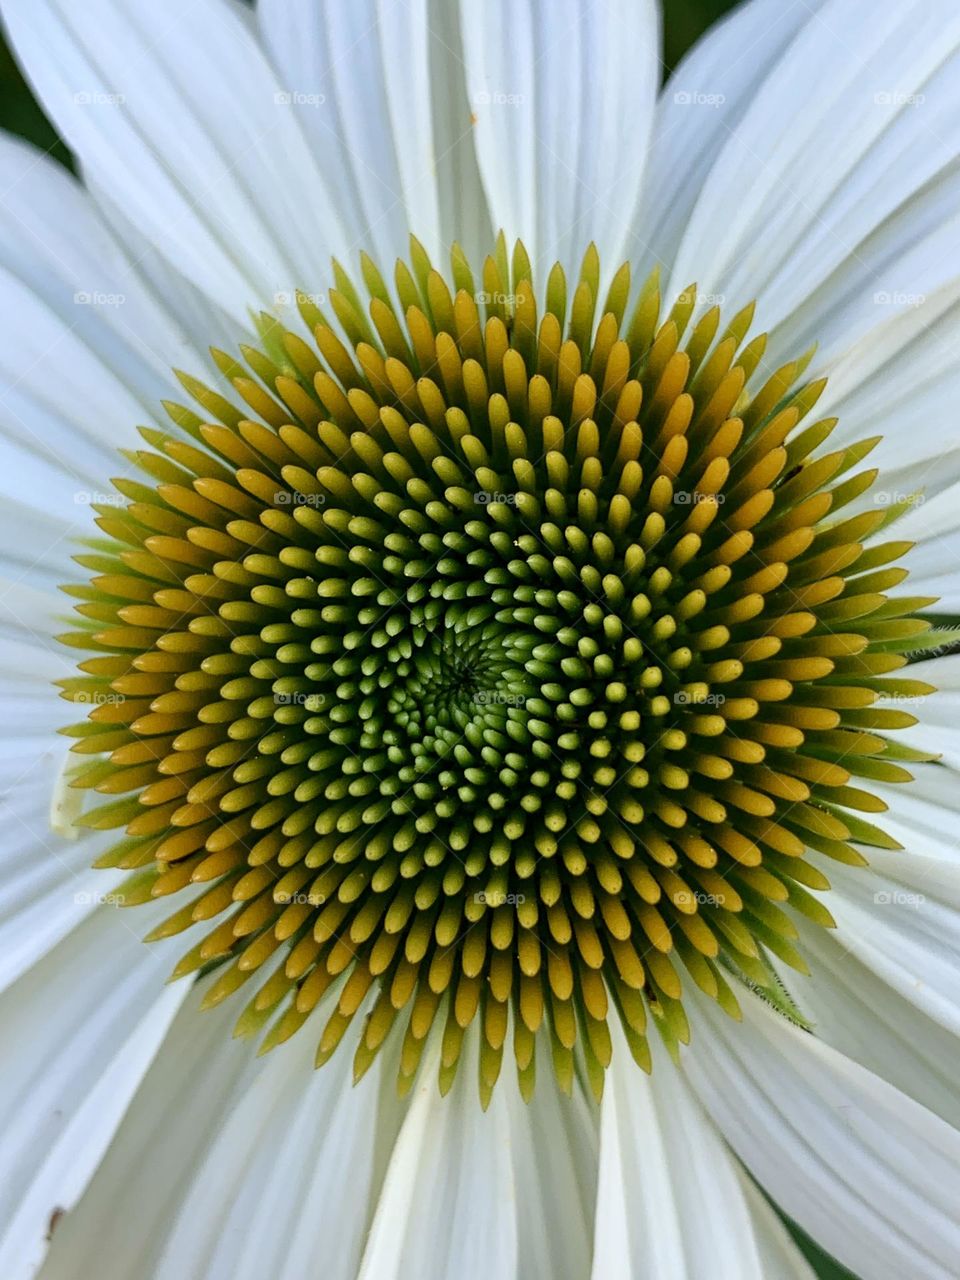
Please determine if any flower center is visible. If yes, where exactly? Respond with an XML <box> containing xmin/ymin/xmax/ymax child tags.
<box><xmin>60</xmin><ymin>237</ymin><xmax>936</xmax><ymax>1102</ymax></box>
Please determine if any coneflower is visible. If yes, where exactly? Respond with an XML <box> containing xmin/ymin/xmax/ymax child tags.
<box><xmin>2</xmin><ymin>0</ymin><xmax>960</xmax><ymax>1276</ymax></box>
<box><xmin>64</xmin><ymin>238</ymin><xmax>934</xmax><ymax>1102</ymax></box>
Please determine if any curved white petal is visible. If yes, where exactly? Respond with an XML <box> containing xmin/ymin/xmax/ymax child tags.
<box><xmin>793</xmin><ymin>919</ymin><xmax>960</xmax><ymax>1129</ymax></box>
<box><xmin>874</xmin><ymin>654</ymin><xmax>960</xmax><ymax>768</ymax></box>
<box><xmin>859</xmin><ymin>764</ymin><xmax>960</xmax><ymax>871</ymax></box>
<box><xmin>360</xmin><ymin>1033</ymin><xmax>597</xmax><ymax>1280</ymax></box>
<box><xmin>0</xmin><ymin>905</ymin><xmax>187</xmax><ymax>1280</ymax></box>
<box><xmin>359</xmin><ymin>1044</ymin><xmax>518</xmax><ymax>1280</ymax></box>
<box><xmin>811</xmin><ymin>291</ymin><xmax>960</xmax><ymax>497</ymax></box>
<box><xmin>1</xmin><ymin>0</ymin><xmax>357</xmax><ymax>322</ymax></box>
<box><xmin>637</xmin><ymin>0</ymin><xmax>829</xmax><ymax>283</ymax></box>
<box><xmin>651</xmin><ymin>0</ymin><xmax>960</xmax><ymax>503</ymax></box>
<box><xmin>737</xmin><ymin>1176</ymin><xmax>819</xmax><ymax>1280</ymax></box>
<box><xmin>258</xmin><ymin>0</ymin><xmax>458</xmax><ymax>269</ymax></box>
<box><xmin>664</xmin><ymin>0</ymin><xmax>960</xmax><ymax>326</ymax></box>
<box><xmin>459</xmin><ymin>0</ymin><xmax>659</xmax><ymax>285</ymax></box>
<box><xmin>37</xmin><ymin>984</ymin><xmax>395</xmax><ymax>1280</ymax></box>
<box><xmin>592</xmin><ymin>1027</ymin><xmax>812</xmax><ymax>1279</ymax></box>
<box><xmin>0</xmin><ymin>128</ymin><xmax>215</xmax><ymax>576</ymax></box>
<box><xmin>0</xmin><ymin>752</ymin><xmax>123</xmax><ymax>992</ymax></box>
<box><xmin>686</xmin><ymin>989</ymin><xmax>960</xmax><ymax>1280</ymax></box>
<box><xmin>882</xmin><ymin>487</ymin><xmax>960</xmax><ymax>611</ymax></box>
<box><xmin>810</xmin><ymin>827</ymin><xmax>960</xmax><ymax>1040</ymax></box>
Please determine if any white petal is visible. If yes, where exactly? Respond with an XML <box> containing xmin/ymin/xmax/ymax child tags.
<box><xmin>737</xmin><ymin>1176</ymin><xmax>818</xmax><ymax>1280</ymax></box>
<box><xmin>647</xmin><ymin>0</ymin><xmax>960</xmax><ymax>511</ymax></box>
<box><xmin>686</xmin><ymin>989</ymin><xmax>960</xmax><ymax>1280</ymax></box>
<box><xmin>665</xmin><ymin>0</ymin><xmax>960</xmax><ymax>328</ymax></box>
<box><xmin>507</xmin><ymin>1084</ymin><xmax>597</xmax><ymax>1280</ymax></box>
<box><xmin>258</xmin><ymin>0</ymin><xmax>453</xmax><ymax>268</ymax></box>
<box><xmin>811</xmin><ymin>293</ymin><xmax>960</xmax><ymax>497</ymax></box>
<box><xmin>38</xmin><ymin>983</ymin><xmax>394</xmax><ymax>1280</ymax></box>
<box><xmin>459</xmin><ymin>0</ymin><xmax>659</xmax><ymax>284</ymax></box>
<box><xmin>360</xmin><ymin>1033</ymin><xmax>597</xmax><ymax>1280</ymax></box>
<box><xmin>637</xmin><ymin>0</ymin><xmax>828</xmax><ymax>282</ymax></box>
<box><xmin>875</xmin><ymin>653</ymin><xmax>960</xmax><ymax>767</ymax></box>
<box><xmin>880</xmin><ymin>486</ymin><xmax>960</xmax><ymax>611</ymax></box>
<box><xmin>793</xmin><ymin>918</ymin><xmax>960</xmax><ymax>1129</ymax></box>
<box><xmin>0</xmin><ymin>129</ymin><xmax>208</xmax><ymax>564</ymax></box>
<box><xmin>859</xmin><ymin>764</ymin><xmax>960</xmax><ymax>872</ymax></box>
<box><xmin>2</xmin><ymin>0</ymin><xmax>357</xmax><ymax>322</ymax></box>
<box><xmin>592</xmin><ymin>1027</ymin><xmax>810</xmax><ymax>1279</ymax></box>
<box><xmin>151</xmin><ymin>1006</ymin><xmax>389</xmax><ymax>1280</ymax></box>
<box><xmin>423</xmin><ymin>0</ymin><xmax>495</xmax><ymax>265</ymax></box>
<box><xmin>811</xmin><ymin>826</ymin><xmax>960</xmax><ymax>1039</ymax></box>
<box><xmin>0</xmin><ymin>905</ymin><xmax>187</xmax><ymax>1280</ymax></box>
<box><xmin>359</xmin><ymin>1046</ymin><xmax>517</xmax><ymax>1280</ymax></box>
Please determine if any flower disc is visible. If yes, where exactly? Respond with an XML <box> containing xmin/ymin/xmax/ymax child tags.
<box><xmin>61</xmin><ymin>237</ymin><xmax>936</xmax><ymax>1101</ymax></box>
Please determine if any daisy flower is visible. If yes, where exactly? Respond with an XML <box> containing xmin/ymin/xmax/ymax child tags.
<box><xmin>1</xmin><ymin>1</ymin><xmax>959</xmax><ymax>1277</ymax></box>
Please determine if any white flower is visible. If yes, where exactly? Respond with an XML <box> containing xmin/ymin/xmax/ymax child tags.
<box><xmin>1</xmin><ymin>2</ymin><xmax>960</xmax><ymax>1278</ymax></box>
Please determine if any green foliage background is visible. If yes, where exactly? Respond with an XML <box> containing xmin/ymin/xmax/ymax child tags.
<box><xmin>0</xmin><ymin>5</ymin><xmax>863</xmax><ymax>1278</ymax></box>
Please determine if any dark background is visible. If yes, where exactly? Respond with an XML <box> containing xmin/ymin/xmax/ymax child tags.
<box><xmin>0</xmin><ymin>3</ymin><xmax>855</xmax><ymax>1277</ymax></box>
